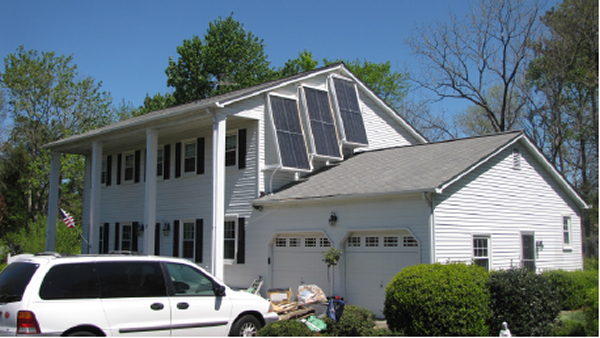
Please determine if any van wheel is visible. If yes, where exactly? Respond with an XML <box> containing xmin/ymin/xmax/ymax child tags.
<box><xmin>66</xmin><ymin>331</ymin><xmax>97</xmax><ymax>336</ymax></box>
<box><xmin>229</xmin><ymin>315</ymin><xmax>261</xmax><ymax>336</ymax></box>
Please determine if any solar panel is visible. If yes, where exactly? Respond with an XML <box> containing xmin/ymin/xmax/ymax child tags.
<box><xmin>333</xmin><ymin>78</ymin><xmax>368</xmax><ymax>145</ymax></box>
<box><xmin>304</xmin><ymin>87</ymin><xmax>341</xmax><ymax>158</ymax></box>
<box><xmin>270</xmin><ymin>95</ymin><xmax>311</xmax><ymax>170</ymax></box>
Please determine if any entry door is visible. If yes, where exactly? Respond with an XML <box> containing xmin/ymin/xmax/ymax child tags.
<box><xmin>522</xmin><ymin>234</ymin><xmax>535</xmax><ymax>271</ymax></box>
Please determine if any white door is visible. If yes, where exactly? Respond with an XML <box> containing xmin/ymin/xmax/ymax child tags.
<box><xmin>344</xmin><ymin>231</ymin><xmax>420</xmax><ymax>318</ymax></box>
<box><xmin>272</xmin><ymin>234</ymin><xmax>331</xmax><ymax>298</ymax></box>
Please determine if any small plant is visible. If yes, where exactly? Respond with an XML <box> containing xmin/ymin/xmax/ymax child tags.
<box><xmin>322</xmin><ymin>247</ymin><xmax>341</xmax><ymax>295</ymax></box>
<box><xmin>584</xmin><ymin>287</ymin><xmax>598</xmax><ymax>336</ymax></box>
<box><xmin>257</xmin><ymin>319</ymin><xmax>315</xmax><ymax>336</ymax></box>
<box><xmin>323</xmin><ymin>304</ymin><xmax>376</xmax><ymax>336</ymax></box>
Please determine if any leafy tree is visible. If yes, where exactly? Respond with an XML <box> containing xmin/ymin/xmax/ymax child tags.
<box><xmin>407</xmin><ymin>0</ymin><xmax>542</xmax><ymax>133</ymax></box>
<box><xmin>527</xmin><ymin>0</ymin><xmax>598</xmax><ymax>246</ymax></box>
<box><xmin>165</xmin><ymin>14</ymin><xmax>274</xmax><ymax>104</ymax></box>
<box><xmin>277</xmin><ymin>49</ymin><xmax>319</xmax><ymax>78</ymax></box>
<box><xmin>0</xmin><ymin>46</ymin><xmax>113</xmax><ymax>252</ymax></box>
<box><xmin>137</xmin><ymin>92</ymin><xmax>177</xmax><ymax>116</ymax></box>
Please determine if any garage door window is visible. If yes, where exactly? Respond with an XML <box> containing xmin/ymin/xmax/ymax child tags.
<box><xmin>365</xmin><ymin>237</ymin><xmax>379</xmax><ymax>247</ymax></box>
<box><xmin>305</xmin><ymin>238</ymin><xmax>317</xmax><ymax>247</ymax></box>
<box><xmin>403</xmin><ymin>236</ymin><xmax>418</xmax><ymax>247</ymax></box>
<box><xmin>348</xmin><ymin>237</ymin><xmax>361</xmax><ymax>247</ymax></box>
<box><xmin>384</xmin><ymin>236</ymin><xmax>398</xmax><ymax>247</ymax></box>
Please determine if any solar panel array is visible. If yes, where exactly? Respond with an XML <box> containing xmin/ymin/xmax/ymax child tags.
<box><xmin>270</xmin><ymin>95</ymin><xmax>311</xmax><ymax>170</ymax></box>
<box><xmin>303</xmin><ymin>87</ymin><xmax>342</xmax><ymax>158</ymax></box>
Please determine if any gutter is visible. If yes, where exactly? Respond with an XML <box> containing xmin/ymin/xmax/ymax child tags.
<box><xmin>422</xmin><ymin>192</ymin><xmax>436</xmax><ymax>264</ymax></box>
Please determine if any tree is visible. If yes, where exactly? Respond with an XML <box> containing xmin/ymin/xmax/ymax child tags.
<box><xmin>407</xmin><ymin>0</ymin><xmax>542</xmax><ymax>133</ymax></box>
<box><xmin>527</xmin><ymin>0</ymin><xmax>598</xmax><ymax>248</ymax></box>
<box><xmin>277</xmin><ymin>49</ymin><xmax>319</xmax><ymax>78</ymax></box>
<box><xmin>165</xmin><ymin>14</ymin><xmax>274</xmax><ymax>105</ymax></box>
<box><xmin>0</xmin><ymin>46</ymin><xmax>113</xmax><ymax>250</ymax></box>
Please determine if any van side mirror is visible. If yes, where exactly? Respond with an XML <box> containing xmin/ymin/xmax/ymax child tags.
<box><xmin>214</xmin><ymin>284</ymin><xmax>226</xmax><ymax>297</ymax></box>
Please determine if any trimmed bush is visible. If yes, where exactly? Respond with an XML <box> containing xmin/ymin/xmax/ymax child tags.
<box><xmin>543</xmin><ymin>269</ymin><xmax>599</xmax><ymax>310</ymax></box>
<box><xmin>584</xmin><ymin>287</ymin><xmax>598</xmax><ymax>336</ymax></box>
<box><xmin>552</xmin><ymin>311</ymin><xmax>587</xmax><ymax>336</ymax></box>
<box><xmin>257</xmin><ymin>319</ymin><xmax>315</xmax><ymax>336</ymax></box>
<box><xmin>383</xmin><ymin>262</ymin><xmax>490</xmax><ymax>336</ymax></box>
<box><xmin>489</xmin><ymin>268</ymin><xmax>560</xmax><ymax>336</ymax></box>
<box><xmin>323</xmin><ymin>304</ymin><xmax>376</xmax><ymax>336</ymax></box>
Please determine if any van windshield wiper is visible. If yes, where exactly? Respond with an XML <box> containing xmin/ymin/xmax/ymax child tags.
<box><xmin>0</xmin><ymin>294</ymin><xmax>22</xmax><ymax>302</ymax></box>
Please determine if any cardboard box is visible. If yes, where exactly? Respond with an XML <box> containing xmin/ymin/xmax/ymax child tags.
<box><xmin>267</xmin><ymin>288</ymin><xmax>293</xmax><ymax>303</ymax></box>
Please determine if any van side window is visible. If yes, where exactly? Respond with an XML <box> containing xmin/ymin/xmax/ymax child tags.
<box><xmin>0</xmin><ymin>263</ymin><xmax>39</xmax><ymax>302</ymax></box>
<box><xmin>165</xmin><ymin>263</ymin><xmax>216</xmax><ymax>296</ymax></box>
<box><xmin>39</xmin><ymin>263</ymin><xmax>99</xmax><ymax>300</ymax></box>
<box><xmin>97</xmin><ymin>262</ymin><xmax>166</xmax><ymax>298</ymax></box>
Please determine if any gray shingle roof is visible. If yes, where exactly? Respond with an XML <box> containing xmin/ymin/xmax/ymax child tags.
<box><xmin>257</xmin><ymin>131</ymin><xmax>523</xmax><ymax>203</ymax></box>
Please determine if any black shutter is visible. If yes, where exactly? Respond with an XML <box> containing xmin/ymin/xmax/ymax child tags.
<box><xmin>143</xmin><ymin>149</ymin><xmax>147</xmax><ymax>182</ymax></box>
<box><xmin>132</xmin><ymin>222</ymin><xmax>139</xmax><ymax>252</ymax></box>
<box><xmin>134</xmin><ymin>150</ymin><xmax>141</xmax><ymax>183</ymax></box>
<box><xmin>175</xmin><ymin>142</ymin><xmax>181</xmax><ymax>178</ymax></box>
<box><xmin>116</xmin><ymin>154</ymin><xmax>122</xmax><ymax>185</ymax></box>
<box><xmin>106</xmin><ymin>155</ymin><xmax>112</xmax><ymax>186</ymax></box>
<box><xmin>238</xmin><ymin>129</ymin><xmax>247</xmax><ymax>169</ymax></box>
<box><xmin>163</xmin><ymin>144</ymin><xmax>171</xmax><ymax>180</ymax></box>
<box><xmin>114</xmin><ymin>223</ymin><xmax>120</xmax><ymax>251</ymax></box>
<box><xmin>237</xmin><ymin>218</ymin><xmax>245</xmax><ymax>264</ymax></box>
<box><xmin>154</xmin><ymin>223</ymin><xmax>160</xmax><ymax>255</ymax></box>
<box><xmin>195</xmin><ymin>219</ymin><xmax>203</xmax><ymax>263</ymax></box>
<box><xmin>173</xmin><ymin>220</ymin><xmax>180</xmax><ymax>257</ymax></box>
<box><xmin>196</xmin><ymin>138</ymin><xmax>205</xmax><ymax>175</ymax></box>
<box><xmin>103</xmin><ymin>223</ymin><xmax>110</xmax><ymax>254</ymax></box>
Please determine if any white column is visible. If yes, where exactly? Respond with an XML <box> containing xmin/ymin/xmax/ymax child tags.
<box><xmin>211</xmin><ymin>112</ymin><xmax>227</xmax><ymax>280</ymax></box>
<box><xmin>45</xmin><ymin>151</ymin><xmax>61</xmax><ymax>252</ymax></box>
<box><xmin>144</xmin><ymin>129</ymin><xmax>158</xmax><ymax>255</ymax></box>
<box><xmin>89</xmin><ymin>142</ymin><xmax>103</xmax><ymax>254</ymax></box>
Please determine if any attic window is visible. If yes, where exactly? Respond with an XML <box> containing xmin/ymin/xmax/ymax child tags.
<box><xmin>332</xmin><ymin>78</ymin><xmax>368</xmax><ymax>146</ymax></box>
<box><xmin>269</xmin><ymin>95</ymin><xmax>311</xmax><ymax>170</ymax></box>
<box><xmin>513</xmin><ymin>148</ymin><xmax>521</xmax><ymax>170</ymax></box>
<box><xmin>303</xmin><ymin>87</ymin><xmax>341</xmax><ymax>158</ymax></box>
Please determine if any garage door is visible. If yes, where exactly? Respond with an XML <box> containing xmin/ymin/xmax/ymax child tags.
<box><xmin>272</xmin><ymin>234</ymin><xmax>331</xmax><ymax>298</ymax></box>
<box><xmin>344</xmin><ymin>231</ymin><xmax>420</xmax><ymax>318</ymax></box>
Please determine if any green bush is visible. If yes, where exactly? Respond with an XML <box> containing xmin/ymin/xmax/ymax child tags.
<box><xmin>489</xmin><ymin>268</ymin><xmax>560</xmax><ymax>336</ymax></box>
<box><xmin>552</xmin><ymin>311</ymin><xmax>587</xmax><ymax>336</ymax></box>
<box><xmin>383</xmin><ymin>262</ymin><xmax>490</xmax><ymax>336</ymax></box>
<box><xmin>257</xmin><ymin>319</ymin><xmax>315</xmax><ymax>336</ymax></box>
<box><xmin>323</xmin><ymin>304</ymin><xmax>376</xmax><ymax>336</ymax></box>
<box><xmin>544</xmin><ymin>269</ymin><xmax>598</xmax><ymax>310</ymax></box>
<box><xmin>584</xmin><ymin>287</ymin><xmax>598</xmax><ymax>336</ymax></box>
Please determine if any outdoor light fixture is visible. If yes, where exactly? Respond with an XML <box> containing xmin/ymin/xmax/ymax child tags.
<box><xmin>536</xmin><ymin>240</ymin><xmax>544</xmax><ymax>253</ymax></box>
<box><xmin>137</xmin><ymin>223</ymin><xmax>145</xmax><ymax>235</ymax></box>
<box><xmin>328</xmin><ymin>212</ymin><xmax>338</xmax><ymax>226</ymax></box>
<box><xmin>162</xmin><ymin>222</ymin><xmax>171</xmax><ymax>236</ymax></box>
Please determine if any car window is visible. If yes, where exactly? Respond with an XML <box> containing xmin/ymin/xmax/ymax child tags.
<box><xmin>97</xmin><ymin>262</ymin><xmax>167</xmax><ymax>298</ymax></box>
<box><xmin>165</xmin><ymin>263</ymin><xmax>216</xmax><ymax>296</ymax></box>
<box><xmin>39</xmin><ymin>263</ymin><xmax>99</xmax><ymax>300</ymax></box>
<box><xmin>0</xmin><ymin>262</ymin><xmax>39</xmax><ymax>303</ymax></box>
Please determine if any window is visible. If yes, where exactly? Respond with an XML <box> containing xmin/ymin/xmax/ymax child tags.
<box><xmin>403</xmin><ymin>236</ymin><xmax>419</xmax><ymax>247</ymax></box>
<box><xmin>269</xmin><ymin>95</ymin><xmax>310</xmax><ymax>170</ymax></box>
<box><xmin>384</xmin><ymin>236</ymin><xmax>399</xmax><ymax>247</ymax></box>
<box><xmin>225</xmin><ymin>134</ymin><xmax>237</xmax><ymax>167</ymax></box>
<box><xmin>473</xmin><ymin>237</ymin><xmax>490</xmax><ymax>271</ymax></box>
<box><xmin>165</xmin><ymin>263</ymin><xmax>218</xmax><ymax>296</ymax></box>
<box><xmin>101</xmin><ymin>157</ymin><xmax>107</xmax><ymax>185</ymax></box>
<box><xmin>320</xmin><ymin>238</ymin><xmax>332</xmax><ymax>247</ymax></box>
<box><xmin>305</xmin><ymin>238</ymin><xmax>317</xmax><ymax>247</ymax></box>
<box><xmin>97</xmin><ymin>262</ymin><xmax>166</xmax><ymax>298</ymax></box>
<box><xmin>224</xmin><ymin>220</ymin><xmax>236</xmax><ymax>261</ymax></box>
<box><xmin>563</xmin><ymin>216</ymin><xmax>572</xmax><ymax>246</ymax></box>
<box><xmin>40</xmin><ymin>263</ymin><xmax>99</xmax><ymax>300</ymax></box>
<box><xmin>332</xmin><ymin>78</ymin><xmax>368</xmax><ymax>145</ymax></box>
<box><xmin>289</xmin><ymin>238</ymin><xmax>300</xmax><ymax>247</ymax></box>
<box><xmin>99</xmin><ymin>224</ymin><xmax>105</xmax><ymax>254</ymax></box>
<box><xmin>120</xmin><ymin>223</ymin><xmax>133</xmax><ymax>251</ymax></box>
<box><xmin>184</xmin><ymin>141</ymin><xmax>196</xmax><ymax>173</ymax></box>
<box><xmin>157</xmin><ymin>147</ymin><xmax>164</xmax><ymax>177</ymax></box>
<box><xmin>124</xmin><ymin>153</ymin><xmax>135</xmax><ymax>182</ymax></box>
<box><xmin>182</xmin><ymin>221</ymin><xmax>196</xmax><ymax>260</ymax></box>
<box><xmin>347</xmin><ymin>237</ymin><xmax>361</xmax><ymax>247</ymax></box>
<box><xmin>365</xmin><ymin>236</ymin><xmax>379</xmax><ymax>247</ymax></box>
<box><xmin>275</xmin><ymin>238</ymin><xmax>287</xmax><ymax>247</ymax></box>
<box><xmin>522</xmin><ymin>233</ymin><xmax>536</xmax><ymax>272</ymax></box>
<box><xmin>303</xmin><ymin>87</ymin><xmax>341</xmax><ymax>158</ymax></box>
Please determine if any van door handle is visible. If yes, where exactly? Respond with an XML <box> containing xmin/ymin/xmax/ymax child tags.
<box><xmin>177</xmin><ymin>302</ymin><xmax>189</xmax><ymax>310</ymax></box>
<box><xmin>150</xmin><ymin>303</ymin><xmax>164</xmax><ymax>311</ymax></box>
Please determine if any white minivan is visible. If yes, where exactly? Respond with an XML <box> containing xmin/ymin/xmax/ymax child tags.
<box><xmin>0</xmin><ymin>253</ymin><xmax>278</xmax><ymax>336</ymax></box>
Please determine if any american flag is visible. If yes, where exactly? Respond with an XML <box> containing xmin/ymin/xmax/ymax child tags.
<box><xmin>60</xmin><ymin>208</ymin><xmax>76</xmax><ymax>228</ymax></box>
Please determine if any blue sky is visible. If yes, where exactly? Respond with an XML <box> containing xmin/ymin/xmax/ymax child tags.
<box><xmin>0</xmin><ymin>0</ymin><xmax>553</xmax><ymax>112</ymax></box>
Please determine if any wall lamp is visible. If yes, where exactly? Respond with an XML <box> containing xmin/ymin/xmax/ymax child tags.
<box><xmin>536</xmin><ymin>240</ymin><xmax>544</xmax><ymax>253</ymax></box>
<box><xmin>162</xmin><ymin>222</ymin><xmax>171</xmax><ymax>236</ymax></box>
<box><xmin>328</xmin><ymin>212</ymin><xmax>338</xmax><ymax>226</ymax></box>
<box><xmin>137</xmin><ymin>223</ymin><xmax>145</xmax><ymax>235</ymax></box>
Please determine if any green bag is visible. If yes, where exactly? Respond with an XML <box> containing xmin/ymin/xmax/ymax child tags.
<box><xmin>300</xmin><ymin>315</ymin><xmax>327</xmax><ymax>332</ymax></box>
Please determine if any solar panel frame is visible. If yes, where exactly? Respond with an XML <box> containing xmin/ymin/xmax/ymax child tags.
<box><xmin>269</xmin><ymin>95</ymin><xmax>311</xmax><ymax>170</ymax></box>
<box><xmin>332</xmin><ymin>78</ymin><xmax>368</xmax><ymax>145</ymax></box>
<box><xmin>303</xmin><ymin>87</ymin><xmax>342</xmax><ymax>159</ymax></box>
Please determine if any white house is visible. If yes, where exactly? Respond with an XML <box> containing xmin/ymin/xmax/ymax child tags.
<box><xmin>43</xmin><ymin>63</ymin><xmax>587</xmax><ymax>317</ymax></box>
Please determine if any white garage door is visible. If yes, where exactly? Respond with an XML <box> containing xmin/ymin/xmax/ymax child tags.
<box><xmin>272</xmin><ymin>234</ymin><xmax>331</xmax><ymax>298</ymax></box>
<box><xmin>344</xmin><ymin>231</ymin><xmax>420</xmax><ymax>318</ymax></box>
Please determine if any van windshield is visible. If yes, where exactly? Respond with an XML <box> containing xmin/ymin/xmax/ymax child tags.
<box><xmin>0</xmin><ymin>262</ymin><xmax>39</xmax><ymax>303</ymax></box>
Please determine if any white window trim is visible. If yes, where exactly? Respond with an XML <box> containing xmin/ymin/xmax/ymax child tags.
<box><xmin>472</xmin><ymin>235</ymin><xmax>491</xmax><ymax>271</ymax></box>
<box><xmin>101</xmin><ymin>156</ymin><xmax>108</xmax><ymax>187</ymax></box>
<box><xmin>156</xmin><ymin>145</ymin><xmax>164</xmax><ymax>180</ymax></box>
<box><xmin>224</xmin><ymin>216</ymin><xmax>238</xmax><ymax>265</ymax></box>
<box><xmin>179</xmin><ymin>219</ymin><xmax>197</xmax><ymax>261</ymax></box>
<box><xmin>120</xmin><ymin>222</ymin><xmax>133</xmax><ymax>251</ymax></box>
<box><xmin>562</xmin><ymin>215</ymin><xmax>573</xmax><ymax>249</ymax></box>
<box><xmin>181</xmin><ymin>138</ymin><xmax>197</xmax><ymax>177</ymax></box>
<box><xmin>122</xmin><ymin>151</ymin><xmax>135</xmax><ymax>184</ymax></box>
<box><xmin>225</xmin><ymin>131</ymin><xmax>238</xmax><ymax>169</ymax></box>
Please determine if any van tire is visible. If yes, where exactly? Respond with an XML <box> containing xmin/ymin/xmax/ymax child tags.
<box><xmin>229</xmin><ymin>314</ymin><xmax>261</xmax><ymax>336</ymax></box>
<box><xmin>65</xmin><ymin>331</ymin><xmax>98</xmax><ymax>336</ymax></box>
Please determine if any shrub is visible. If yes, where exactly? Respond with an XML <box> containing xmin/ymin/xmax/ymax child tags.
<box><xmin>488</xmin><ymin>268</ymin><xmax>560</xmax><ymax>336</ymax></box>
<box><xmin>543</xmin><ymin>269</ymin><xmax>598</xmax><ymax>310</ymax></box>
<box><xmin>552</xmin><ymin>318</ymin><xmax>586</xmax><ymax>336</ymax></box>
<box><xmin>323</xmin><ymin>304</ymin><xmax>376</xmax><ymax>336</ymax></box>
<box><xmin>584</xmin><ymin>287</ymin><xmax>598</xmax><ymax>336</ymax></box>
<box><xmin>257</xmin><ymin>319</ymin><xmax>315</xmax><ymax>336</ymax></box>
<box><xmin>383</xmin><ymin>262</ymin><xmax>490</xmax><ymax>336</ymax></box>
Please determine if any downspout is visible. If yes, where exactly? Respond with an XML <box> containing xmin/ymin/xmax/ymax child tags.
<box><xmin>423</xmin><ymin>192</ymin><xmax>436</xmax><ymax>264</ymax></box>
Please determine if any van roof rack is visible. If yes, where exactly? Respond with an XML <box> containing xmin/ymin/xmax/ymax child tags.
<box><xmin>106</xmin><ymin>251</ymin><xmax>143</xmax><ymax>255</ymax></box>
<box><xmin>34</xmin><ymin>252</ymin><xmax>62</xmax><ymax>258</ymax></box>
